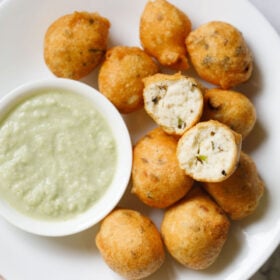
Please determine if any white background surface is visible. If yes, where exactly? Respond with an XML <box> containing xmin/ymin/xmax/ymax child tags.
<box><xmin>0</xmin><ymin>0</ymin><xmax>279</xmax><ymax>279</ymax></box>
<box><xmin>250</xmin><ymin>0</ymin><xmax>280</xmax><ymax>34</ymax></box>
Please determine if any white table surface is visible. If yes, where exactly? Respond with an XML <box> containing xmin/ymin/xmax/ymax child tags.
<box><xmin>0</xmin><ymin>0</ymin><xmax>279</xmax><ymax>279</ymax></box>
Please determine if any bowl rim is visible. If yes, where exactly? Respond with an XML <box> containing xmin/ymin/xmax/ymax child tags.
<box><xmin>0</xmin><ymin>78</ymin><xmax>132</xmax><ymax>236</ymax></box>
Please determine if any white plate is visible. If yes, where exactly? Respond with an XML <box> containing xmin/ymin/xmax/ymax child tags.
<box><xmin>0</xmin><ymin>0</ymin><xmax>279</xmax><ymax>279</ymax></box>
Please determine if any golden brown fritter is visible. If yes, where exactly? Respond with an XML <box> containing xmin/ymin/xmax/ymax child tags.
<box><xmin>161</xmin><ymin>186</ymin><xmax>230</xmax><ymax>270</ymax></box>
<box><xmin>140</xmin><ymin>0</ymin><xmax>192</xmax><ymax>70</ymax></box>
<box><xmin>132</xmin><ymin>127</ymin><xmax>193</xmax><ymax>208</ymax></box>
<box><xmin>44</xmin><ymin>11</ymin><xmax>110</xmax><ymax>79</ymax></box>
<box><xmin>95</xmin><ymin>209</ymin><xmax>165</xmax><ymax>279</ymax></box>
<box><xmin>203</xmin><ymin>151</ymin><xmax>265</xmax><ymax>220</ymax></box>
<box><xmin>202</xmin><ymin>88</ymin><xmax>256</xmax><ymax>138</ymax></box>
<box><xmin>186</xmin><ymin>21</ymin><xmax>253</xmax><ymax>89</ymax></box>
<box><xmin>98</xmin><ymin>46</ymin><xmax>158</xmax><ymax>114</ymax></box>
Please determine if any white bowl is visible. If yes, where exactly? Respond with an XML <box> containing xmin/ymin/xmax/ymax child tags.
<box><xmin>0</xmin><ymin>78</ymin><xmax>132</xmax><ymax>236</ymax></box>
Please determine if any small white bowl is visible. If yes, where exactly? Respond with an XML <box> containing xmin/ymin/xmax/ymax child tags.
<box><xmin>0</xmin><ymin>78</ymin><xmax>132</xmax><ymax>236</ymax></box>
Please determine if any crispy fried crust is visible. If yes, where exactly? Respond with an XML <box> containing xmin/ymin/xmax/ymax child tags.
<box><xmin>132</xmin><ymin>127</ymin><xmax>193</xmax><ymax>208</ymax></box>
<box><xmin>44</xmin><ymin>11</ymin><xmax>110</xmax><ymax>79</ymax></box>
<box><xmin>186</xmin><ymin>21</ymin><xmax>253</xmax><ymax>89</ymax></box>
<box><xmin>98</xmin><ymin>46</ymin><xmax>158</xmax><ymax>113</ymax></box>
<box><xmin>161</xmin><ymin>186</ymin><xmax>230</xmax><ymax>270</ymax></box>
<box><xmin>140</xmin><ymin>0</ymin><xmax>191</xmax><ymax>70</ymax></box>
<box><xmin>203</xmin><ymin>152</ymin><xmax>265</xmax><ymax>220</ymax></box>
<box><xmin>202</xmin><ymin>88</ymin><xmax>256</xmax><ymax>138</ymax></box>
<box><xmin>96</xmin><ymin>209</ymin><xmax>165</xmax><ymax>279</ymax></box>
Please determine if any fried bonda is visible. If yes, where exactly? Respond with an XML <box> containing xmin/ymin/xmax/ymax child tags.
<box><xmin>132</xmin><ymin>127</ymin><xmax>193</xmax><ymax>208</ymax></box>
<box><xmin>96</xmin><ymin>209</ymin><xmax>165</xmax><ymax>279</ymax></box>
<box><xmin>203</xmin><ymin>152</ymin><xmax>265</xmax><ymax>220</ymax></box>
<box><xmin>186</xmin><ymin>21</ymin><xmax>253</xmax><ymax>89</ymax></box>
<box><xmin>202</xmin><ymin>88</ymin><xmax>256</xmax><ymax>138</ymax></box>
<box><xmin>98</xmin><ymin>46</ymin><xmax>158</xmax><ymax>114</ymax></box>
<box><xmin>143</xmin><ymin>73</ymin><xmax>204</xmax><ymax>136</ymax></box>
<box><xmin>140</xmin><ymin>0</ymin><xmax>191</xmax><ymax>70</ymax></box>
<box><xmin>177</xmin><ymin>120</ymin><xmax>242</xmax><ymax>183</ymax></box>
<box><xmin>161</xmin><ymin>186</ymin><xmax>230</xmax><ymax>270</ymax></box>
<box><xmin>44</xmin><ymin>11</ymin><xmax>110</xmax><ymax>79</ymax></box>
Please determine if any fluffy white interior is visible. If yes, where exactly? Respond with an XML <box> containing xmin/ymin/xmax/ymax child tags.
<box><xmin>177</xmin><ymin>124</ymin><xmax>237</xmax><ymax>181</ymax></box>
<box><xmin>144</xmin><ymin>79</ymin><xmax>202</xmax><ymax>134</ymax></box>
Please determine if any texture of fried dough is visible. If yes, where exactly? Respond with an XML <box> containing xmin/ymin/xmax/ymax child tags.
<box><xmin>140</xmin><ymin>0</ymin><xmax>191</xmax><ymax>70</ymax></box>
<box><xmin>44</xmin><ymin>11</ymin><xmax>110</xmax><ymax>79</ymax></box>
<box><xmin>186</xmin><ymin>21</ymin><xmax>253</xmax><ymax>89</ymax></box>
<box><xmin>177</xmin><ymin>120</ymin><xmax>242</xmax><ymax>182</ymax></box>
<box><xmin>161</xmin><ymin>186</ymin><xmax>230</xmax><ymax>270</ymax></box>
<box><xmin>98</xmin><ymin>46</ymin><xmax>158</xmax><ymax>114</ymax></box>
<box><xmin>203</xmin><ymin>152</ymin><xmax>265</xmax><ymax>220</ymax></box>
<box><xmin>132</xmin><ymin>127</ymin><xmax>193</xmax><ymax>208</ymax></box>
<box><xmin>95</xmin><ymin>209</ymin><xmax>165</xmax><ymax>280</ymax></box>
<box><xmin>143</xmin><ymin>73</ymin><xmax>204</xmax><ymax>136</ymax></box>
<box><xmin>202</xmin><ymin>88</ymin><xmax>256</xmax><ymax>138</ymax></box>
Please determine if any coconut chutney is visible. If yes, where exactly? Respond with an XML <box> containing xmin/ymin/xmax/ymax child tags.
<box><xmin>0</xmin><ymin>90</ymin><xmax>117</xmax><ymax>220</ymax></box>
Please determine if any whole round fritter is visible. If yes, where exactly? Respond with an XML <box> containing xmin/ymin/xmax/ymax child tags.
<box><xmin>95</xmin><ymin>209</ymin><xmax>165</xmax><ymax>279</ymax></box>
<box><xmin>186</xmin><ymin>21</ymin><xmax>253</xmax><ymax>89</ymax></box>
<box><xmin>161</xmin><ymin>186</ymin><xmax>230</xmax><ymax>270</ymax></box>
<box><xmin>98</xmin><ymin>46</ymin><xmax>158</xmax><ymax>114</ymax></box>
<box><xmin>44</xmin><ymin>11</ymin><xmax>110</xmax><ymax>79</ymax></box>
<box><xmin>132</xmin><ymin>127</ymin><xmax>193</xmax><ymax>208</ymax></box>
<box><xmin>140</xmin><ymin>0</ymin><xmax>192</xmax><ymax>70</ymax></box>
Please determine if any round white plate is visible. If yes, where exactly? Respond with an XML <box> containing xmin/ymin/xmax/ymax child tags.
<box><xmin>0</xmin><ymin>0</ymin><xmax>279</xmax><ymax>279</ymax></box>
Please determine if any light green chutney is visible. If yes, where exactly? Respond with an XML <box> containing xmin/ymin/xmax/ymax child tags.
<box><xmin>0</xmin><ymin>90</ymin><xmax>117</xmax><ymax>220</ymax></box>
